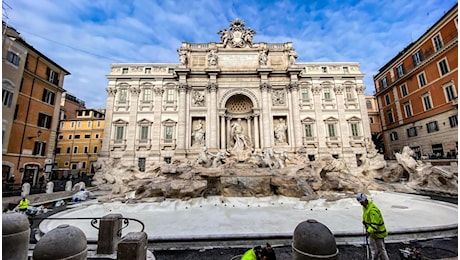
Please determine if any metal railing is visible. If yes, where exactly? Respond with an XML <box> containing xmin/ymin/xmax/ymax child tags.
<box><xmin>31</xmin><ymin>217</ymin><xmax>145</xmax><ymax>236</ymax></box>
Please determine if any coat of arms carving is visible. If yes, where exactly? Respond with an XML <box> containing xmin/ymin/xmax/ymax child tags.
<box><xmin>218</xmin><ymin>18</ymin><xmax>256</xmax><ymax>48</ymax></box>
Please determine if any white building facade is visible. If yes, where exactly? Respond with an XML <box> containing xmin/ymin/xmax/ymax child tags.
<box><xmin>100</xmin><ymin>19</ymin><xmax>371</xmax><ymax>170</ymax></box>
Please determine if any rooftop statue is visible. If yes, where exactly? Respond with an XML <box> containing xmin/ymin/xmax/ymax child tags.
<box><xmin>217</xmin><ymin>18</ymin><xmax>256</xmax><ymax>48</ymax></box>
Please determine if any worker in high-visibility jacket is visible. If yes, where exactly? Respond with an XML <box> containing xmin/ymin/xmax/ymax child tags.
<box><xmin>241</xmin><ymin>245</ymin><xmax>262</xmax><ymax>260</ymax></box>
<box><xmin>18</xmin><ymin>196</ymin><xmax>30</xmax><ymax>213</ymax></box>
<box><xmin>357</xmin><ymin>193</ymin><xmax>389</xmax><ymax>260</ymax></box>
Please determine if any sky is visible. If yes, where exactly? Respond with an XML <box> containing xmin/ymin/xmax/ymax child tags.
<box><xmin>3</xmin><ymin>0</ymin><xmax>457</xmax><ymax>109</ymax></box>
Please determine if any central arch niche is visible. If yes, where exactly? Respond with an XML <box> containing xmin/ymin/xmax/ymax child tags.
<box><xmin>225</xmin><ymin>94</ymin><xmax>253</xmax><ymax>114</ymax></box>
<box><xmin>224</xmin><ymin>94</ymin><xmax>257</xmax><ymax>156</ymax></box>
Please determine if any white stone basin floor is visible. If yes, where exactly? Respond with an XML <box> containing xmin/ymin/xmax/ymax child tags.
<box><xmin>39</xmin><ymin>191</ymin><xmax>458</xmax><ymax>244</ymax></box>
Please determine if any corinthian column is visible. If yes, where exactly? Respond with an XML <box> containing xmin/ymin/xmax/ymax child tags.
<box><xmin>151</xmin><ymin>86</ymin><xmax>164</xmax><ymax>156</ymax></box>
<box><xmin>207</xmin><ymin>82</ymin><xmax>218</xmax><ymax>149</ymax></box>
<box><xmin>100</xmin><ymin>85</ymin><xmax>117</xmax><ymax>158</ymax></box>
<box><xmin>288</xmin><ymin>82</ymin><xmax>303</xmax><ymax>148</ymax></box>
<box><xmin>176</xmin><ymin>83</ymin><xmax>189</xmax><ymax>153</ymax></box>
<box><xmin>260</xmin><ymin>82</ymin><xmax>272</xmax><ymax>149</ymax></box>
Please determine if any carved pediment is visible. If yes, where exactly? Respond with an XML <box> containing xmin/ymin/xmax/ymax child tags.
<box><xmin>301</xmin><ymin>117</ymin><xmax>316</xmax><ymax>123</ymax></box>
<box><xmin>346</xmin><ymin>116</ymin><xmax>361</xmax><ymax>122</ymax></box>
<box><xmin>113</xmin><ymin>119</ymin><xmax>128</xmax><ymax>125</ymax></box>
<box><xmin>324</xmin><ymin>116</ymin><xmax>338</xmax><ymax>123</ymax></box>
<box><xmin>162</xmin><ymin>118</ymin><xmax>177</xmax><ymax>125</ymax></box>
<box><xmin>137</xmin><ymin>118</ymin><xmax>153</xmax><ymax>125</ymax></box>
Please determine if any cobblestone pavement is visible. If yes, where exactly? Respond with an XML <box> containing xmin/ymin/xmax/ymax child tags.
<box><xmin>152</xmin><ymin>237</ymin><xmax>458</xmax><ymax>259</ymax></box>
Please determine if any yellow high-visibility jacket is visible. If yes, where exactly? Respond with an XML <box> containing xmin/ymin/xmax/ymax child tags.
<box><xmin>19</xmin><ymin>198</ymin><xmax>30</xmax><ymax>210</ymax></box>
<box><xmin>241</xmin><ymin>248</ymin><xmax>257</xmax><ymax>260</ymax></box>
<box><xmin>362</xmin><ymin>200</ymin><xmax>388</xmax><ymax>239</ymax></box>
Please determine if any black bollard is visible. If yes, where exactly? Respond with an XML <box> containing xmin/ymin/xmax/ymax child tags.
<box><xmin>292</xmin><ymin>219</ymin><xmax>339</xmax><ymax>260</ymax></box>
<box><xmin>2</xmin><ymin>213</ymin><xmax>30</xmax><ymax>260</ymax></box>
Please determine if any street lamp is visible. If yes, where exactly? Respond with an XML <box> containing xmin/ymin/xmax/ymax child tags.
<box><xmin>28</xmin><ymin>130</ymin><xmax>42</xmax><ymax>139</ymax></box>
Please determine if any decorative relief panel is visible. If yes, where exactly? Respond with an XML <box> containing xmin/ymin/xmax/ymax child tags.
<box><xmin>272</xmin><ymin>90</ymin><xmax>285</xmax><ymax>106</ymax></box>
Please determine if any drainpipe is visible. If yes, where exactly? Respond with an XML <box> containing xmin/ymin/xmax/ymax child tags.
<box><xmin>16</xmin><ymin>57</ymin><xmax>40</xmax><ymax>181</ymax></box>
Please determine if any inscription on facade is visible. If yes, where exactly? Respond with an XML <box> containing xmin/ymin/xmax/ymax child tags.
<box><xmin>219</xmin><ymin>54</ymin><xmax>258</xmax><ymax>68</ymax></box>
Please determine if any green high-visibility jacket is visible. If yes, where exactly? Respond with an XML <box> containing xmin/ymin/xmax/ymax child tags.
<box><xmin>362</xmin><ymin>200</ymin><xmax>388</xmax><ymax>239</ymax></box>
<box><xmin>241</xmin><ymin>248</ymin><xmax>257</xmax><ymax>260</ymax></box>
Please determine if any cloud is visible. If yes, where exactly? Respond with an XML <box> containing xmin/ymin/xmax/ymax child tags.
<box><xmin>5</xmin><ymin>0</ymin><xmax>457</xmax><ymax>108</ymax></box>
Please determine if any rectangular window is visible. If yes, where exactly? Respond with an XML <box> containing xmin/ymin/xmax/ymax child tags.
<box><xmin>55</xmin><ymin>147</ymin><xmax>61</xmax><ymax>154</ymax></box>
<box><xmin>14</xmin><ymin>104</ymin><xmax>19</xmax><ymax>119</ymax></box>
<box><xmin>38</xmin><ymin>113</ymin><xmax>52</xmax><ymax>129</ymax></box>
<box><xmin>84</xmin><ymin>146</ymin><xmax>89</xmax><ymax>153</ymax></box>
<box><xmin>66</xmin><ymin>147</ymin><xmax>71</xmax><ymax>154</ymax></box>
<box><xmin>77</xmin><ymin>121</ymin><xmax>81</xmax><ymax>128</ymax></box>
<box><xmin>438</xmin><ymin>59</ymin><xmax>449</xmax><ymax>76</ymax></box>
<box><xmin>422</xmin><ymin>94</ymin><xmax>432</xmax><ymax>110</ymax></box>
<box><xmin>93</xmin><ymin>146</ymin><xmax>98</xmax><ymax>153</ymax></box>
<box><xmin>351</xmin><ymin>123</ymin><xmax>359</xmax><ymax>136</ymax></box>
<box><xmin>449</xmin><ymin>115</ymin><xmax>458</xmax><ymax>127</ymax></box>
<box><xmin>122</xmin><ymin>68</ymin><xmax>128</xmax><ymax>74</ymax></box>
<box><xmin>6</xmin><ymin>51</ymin><xmax>20</xmax><ymax>66</ymax></box>
<box><xmin>381</xmin><ymin>77</ymin><xmax>388</xmax><ymax>88</ymax></box>
<box><xmin>41</xmin><ymin>89</ymin><xmax>55</xmax><ymax>105</ymax></box>
<box><xmin>87</xmin><ymin>121</ymin><xmax>91</xmax><ymax>127</ymax></box>
<box><xmin>433</xmin><ymin>34</ymin><xmax>443</xmax><ymax>51</ymax></box>
<box><xmin>145</xmin><ymin>68</ymin><xmax>151</xmax><ymax>74</ymax></box>
<box><xmin>82</xmin><ymin>161</ymin><xmax>87</xmax><ymax>169</ymax></box>
<box><xmin>396</xmin><ymin>64</ymin><xmax>405</xmax><ymax>78</ymax></box>
<box><xmin>33</xmin><ymin>141</ymin><xmax>46</xmax><ymax>156</ymax></box>
<box><xmin>2</xmin><ymin>89</ymin><xmax>13</xmax><ymax>107</ymax></box>
<box><xmin>426</xmin><ymin>121</ymin><xmax>439</xmax><ymax>133</ymax></box>
<box><xmin>345</xmin><ymin>87</ymin><xmax>354</xmax><ymax>101</ymax></box>
<box><xmin>387</xmin><ymin>110</ymin><xmax>394</xmax><ymax>123</ymax></box>
<box><xmin>115</xmin><ymin>126</ymin><xmax>124</xmax><ymax>141</ymax></box>
<box><xmin>165</xmin><ymin>126</ymin><xmax>173</xmax><ymax>140</ymax></box>
<box><xmin>369</xmin><ymin>117</ymin><xmax>374</xmax><ymax>124</ymax></box>
<box><xmin>301</xmin><ymin>88</ymin><xmax>309</xmax><ymax>102</ymax></box>
<box><xmin>366</xmin><ymin>100</ymin><xmax>372</xmax><ymax>109</ymax></box>
<box><xmin>46</xmin><ymin>67</ymin><xmax>59</xmax><ymax>85</ymax></box>
<box><xmin>400</xmin><ymin>84</ymin><xmax>408</xmax><ymax>96</ymax></box>
<box><xmin>84</xmin><ymin>134</ymin><xmax>91</xmax><ymax>138</ymax></box>
<box><xmin>304</xmin><ymin>124</ymin><xmax>313</xmax><ymax>137</ymax></box>
<box><xmin>143</xmin><ymin>89</ymin><xmax>152</xmax><ymax>102</ymax></box>
<box><xmin>417</xmin><ymin>73</ymin><xmax>427</xmax><ymax>87</ymax></box>
<box><xmin>390</xmin><ymin>132</ymin><xmax>398</xmax><ymax>141</ymax></box>
<box><xmin>95</xmin><ymin>134</ymin><xmax>100</xmax><ymax>139</ymax></box>
<box><xmin>343</xmin><ymin>66</ymin><xmax>349</xmax><ymax>73</ymax></box>
<box><xmin>68</xmin><ymin>134</ymin><xmax>73</xmax><ymax>140</ymax></box>
<box><xmin>412</xmin><ymin>50</ymin><xmax>424</xmax><ymax>66</ymax></box>
<box><xmin>71</xmin><ymin>122</ymin><xmax>75</xmax><ymax>128</ymax></box>
<box><xmin>138</xmin><ymin>158</ymin><xmax>146</xmax><ymax>172</ymax></box>
<box><xmin>74</xmin><ymin>134</ymin><xmax>80</xmax><ymax>139</ymax></box>
<box><xmin>166</xmin><ymin>89</ymin><xmax>175</xmax><ymax>103</ymax></box>
<box><xmin>73</xmin><ymin>146</ymin><xmax>78</xmax><ymax>153</ymax></box>
<box><xmin>119</xmin><ymin>89</ymin><xmax>128</xmax><ymax>103</ymax></box>
<box><xmin>403</xmin><ymin>102</ymin><xmax>412</xmax><ymax>117</ymax></box>
<box><xmin>327</xmin><ymin>124</ymin><xmax>336</xmax><ymax>137</ymax></box>
<box><xmin>444</xmin><ymin>84</ymin><xmax>456</xmax><ymax>102</ymax></box>
<box><xmin>323</xmin><ymin>88</ymin><xmax>331</xmax><ymax>100</ymax></box>
<box><xmin>97</xmin><ymin>121</ymin><xmax>101</xmax><ymax>127</ymax></box>
<box><xmin>140</xmin><ymin>126</ymin><xmax>149</xmax><ymax>141</ymax></box>
<box><xmin>384</xmin><ymin>94</ymin><xmax>390</xmax><ymax>105</ymax></box>
<box><xmin>407</xmin><ymin>127</ymin><xmax>418</xmax><ymax>137</ymax></box>
<box><xmin>58</xmin><ymin>135</ymin><xmax>63</xmax><ymax>139</ymax></box>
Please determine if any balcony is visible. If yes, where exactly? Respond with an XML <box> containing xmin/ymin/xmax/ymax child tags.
<box><xmin>302</xmin><ymin>137</ymin><xmax>318</xmax><ymax>148</ymax></box>
<box><xmin>136</xmin><ymin>139</ymin><xmax>152</xmax><ymax>150</ymax></box>
<box><xmin>349</xmin><ymin>136</ymin><xmax>365</xmax><ymax>147</ymax></box>
<box><xmin>161</xmin><ymin>139</ymin><xmax>176</xmax><ymax>150</ymax></box>
<box><xmin>326</xmin><ymin>136</ymin><xmax>341</xmax><ymax>148</ymax></box>
<box><xmin>110</xmin><ymin>139</ymin><xmax>127</xmax><ymax>151</ymax></box>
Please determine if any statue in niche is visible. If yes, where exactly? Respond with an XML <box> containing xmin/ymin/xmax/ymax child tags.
<box><xmin>288</xmin><ymin>48</ymin><xmax>298</xmax><ymax>66</ymax></box>
<box><xmin>178</xmin><ymin>48</ymin><xmax>187</xmax><ymax>65</ymax></box>
<box><xmin>208</xmin><ymin>49</ymin><xmax>218</xmax><ymax>66</ymax></box>
<box><xmin>274</xmin><ymin>118</ymin><xmax>288</xmax><ymax>144</ymax></box>
<box><xmin>193</xmin><ymin>91</ymin><xmax>205</xmax><ymax>106</ymax></box>
<box><xmin>259</xmin><ymin>48</ymin><xmax>268</xmax><ymax>66</ymax></box>
<box><xmin>192</xmin><ymin>120</ymin><xmax>205</xmax><ymax>146</ymax></box>
<box><xmin>231</xmin><ymin>118</ymin><xmax>251</xmax><ymax>151</ymax></box>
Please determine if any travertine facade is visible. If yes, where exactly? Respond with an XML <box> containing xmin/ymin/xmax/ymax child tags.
<box><xmin>100</xmin><ymin>19</ymin><xmax>371</xmax><ymax>170</ymax></box>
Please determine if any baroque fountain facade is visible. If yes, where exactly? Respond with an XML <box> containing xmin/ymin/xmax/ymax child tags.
<box><xmin>94</xmin><ymin>19</ymin><xmax>457</xmax><ymax>201</ymax></box>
